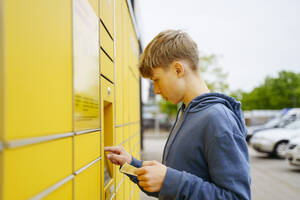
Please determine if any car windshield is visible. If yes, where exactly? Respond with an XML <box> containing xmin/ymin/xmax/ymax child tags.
<box><xmin>264</xmin><ymin>118</ymin><xmax>280</xmax><ymax>128</ymax></box>
<box><xmin>285</xmin><ymin>120</ymin><xmax>300</xmax><ymax>129</ymax></box>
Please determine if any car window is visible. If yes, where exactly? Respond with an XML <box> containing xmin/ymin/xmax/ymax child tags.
<box><xmin>285</xmin><ymin>120</ymin><xmax>300</xmax><ymax>129</ymax></box>
<box><xmin>264</xmin><ymin>118</ymin><xmax>280</xmax><ymax>128</ymax></box>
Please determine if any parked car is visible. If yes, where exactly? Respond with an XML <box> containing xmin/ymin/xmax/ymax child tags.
<box><xmin>285</xmin><ymin>136</ymin><xmax>300</xmax><ymax>167</ymax></box>
<box><xmin>247</xmin><ymin>108</ymin><xmax>300</xmax><ymax>143</ymax></box>
<box><xmin>250</xmin><ymin>119</ymin><xmax>300</xmax><ymax>158</ymax></box>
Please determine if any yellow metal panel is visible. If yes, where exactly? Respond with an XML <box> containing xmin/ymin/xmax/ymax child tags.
<box><xmin>100</xmin><ymin>0</ymin><xmax>114</xmax><ymax>37</ymax></box>
<box><xmin>115</xmin><ymin>0</ymin><xmax>124</xmax><ymax>126</ymax></box>
<box><xmin>44</xmin><ymin>179</ymin><xmax>73</xmax><ymax>200</ymax></box>
<box><xmin>0</xmin><ymin>151</ymin><xmax>3</xmax><ymax>200</ymax></box>
<box><xmin>124</xmin><ymin>142</ymin><xmax>130</xmax><ymax>199</ymax></box>
<box><xmin>101</xmin><ymin>77</ymin><xmax>114</xmax><ymax>103</ymax></box>
<box><xmin>73</xmin><ymin>0</ymin><xmax>100</xmax><ymax>132</ymax></box>
<box><xmin>100</xmin><ymin>50</ymin><xmax>114</xmax><ymax>82</ymax></box>
<box><xmin>0</xmin><ymin>1</ymin><xmax>3</xmax><ymax>196</ymax></box>
<box><xmin>115</xmin><ymin>128</ymin><xmax>123</xmax><ymax>192</ymax></box>
<box><xmin>116</xmin><ymin>183</ymin><xmax>124</xmax><ymax>200</ymax></box>
<box><xmin>101</xmin><ymin>131</ymin><xmax>105</xmax><ymax>200</ymax></box>
<box><xmin>0</xmin><ymin>0</ymin><xmax>3</xmax><ymax>143</ymax></box>
<box><xmin>75</xmin><ymin>160</ymin><xmax>101</xmax><ymax>200</ymax></box>
<box><xmin>115</xmin><ymin>127</ymin><xmax>121</xmax><ymax>146</ymax></box>
<box><xmin>74</xmin><ymin>131</ymin><xmax>101</xmax><ymax>171</ymax></box>
<box><xmin>100</xmin><ymin>23</ymin><xmax>114</xmax><ymax>59</ymax></box>
<box><xmin>4</xmin><ymin>0</ymin><xmax>73</xmax><ymax>140</ymax></box>
<box><xmin>101</xmin><ymin>88</ymin><xmax>115</xmax><ymax>199</ymax></box>
<box><xmin>123</xmin><ymin>0</ymin><xmax>130</xmax><ymax>124</ymax></box>
<box><xmin>3</xmin><ymin>137</ymin><xmax>72</xmax><ymax>199</ymax></box>
<box><xmin>134</xmin><ymin>185</ymin><xmax>140</xmax><ymax>200</ymax></box>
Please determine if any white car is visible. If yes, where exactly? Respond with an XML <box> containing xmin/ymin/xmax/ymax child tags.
<box><xmin>250</xmin><ymin>119</ymin><xmax>300</xmax><ymax>158</ymax></box>
<box><xmin>246</xmin><ymin>108</ymin><xmax>300</xmax><ymax>143</ymax></box>
<box><xmin>285</xmin><ymin>136</ymin><xmax>300</xmax><ymax>167</ymax></box>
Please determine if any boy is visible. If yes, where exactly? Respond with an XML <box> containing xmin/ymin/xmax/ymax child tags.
<box><xmin>105</xmin><ymin>30</ymin><xmax>251</xmax><ymax>199</ymax></box>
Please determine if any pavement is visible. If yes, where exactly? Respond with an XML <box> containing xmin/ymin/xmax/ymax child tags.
<box><xmin>139</xmin><ymin>134</ymin><xmax>300</xmax><ymax>200</ymax></box>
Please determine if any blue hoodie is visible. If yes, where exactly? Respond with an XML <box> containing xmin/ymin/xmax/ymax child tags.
<box><xmin>128</xmin><ymin>93</ymin><xmax>251</xmax><ymax>200</ymax></box>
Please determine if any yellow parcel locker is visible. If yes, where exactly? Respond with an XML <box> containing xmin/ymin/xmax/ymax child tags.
<box><xmin>115</xmin><ymin>128</ymin><xmax>123</xmax><ymax>187</ymax></box>
<box><xmin>115</xmin><ymin>57</ymin><xmax>124</xmax><ymax>125</ymax></box>
<box><xmin>101</xmin><ymin>77</ymin><xmax>114</xmax><ymax>103</ymax></box>
<box><xmin>100</xmin><ymin>0</ymin><xmax>114</xmax><ymax>37</ymax></box>
<box><xmin>124</xmin><ymin>140</ymin><xmax>131</xmax><ymax>200</ymax></box>
<box><xmin>3</xmin><ymin>137</ymin><xmax>73</xmax><ymax>200</ymax></box>
<box><xmin>101</xmin><ymin>77</ymin><xmax>115</xmax><ymax>199</ymax></box>
<box><xmin>100</xmin><ymin>50</ymin><xmax>114</xmax><ymax>82</ymax></box>
<box><xmin>74</xmin><ymin>131</ymin><xmax>101</xmax><ymax>171</ymax></box>
<box><xmin>43</xmin><ymin>179</ymin><xmax>73</xmax><ymax>200</ymax></box>
<box><xmin>75</xmin><ymin>160</ymin><xmax>101</xmax><ymax>200</ymax></box>
<box><xmin>100</xmin><ymin>22</ymin><xmax>114</xmax><ymax>60</ymax></box>
<box><xmin>3</xmin><ymin>0</ymin><xmax>73</xmax><ymax>140</ymax></box>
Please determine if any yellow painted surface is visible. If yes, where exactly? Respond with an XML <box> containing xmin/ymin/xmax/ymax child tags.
<box><xmin>101</xmin><ymin>77</ymin><xmax>114</xmax><ymax>103</ymax></box>
<box><xmin>3</xmin><ymin>137</ymin><xmax>72</xmax><ymax>199</ymax></box>
<box><xmin>1</xmin><ymin>0</ymin><xmax>141</xmax><ymax>199</ymax></box>
<box><xmin>115</xmin><ymin>0</ymin><xmax>124</xmax><ymax>126</ymax></box>
<box><xmin>0</xmin><ymin>152</ymin><xmax>3</xmax><ymax>200</ymax></box>
<box><xmin>74</xmin><ymin>131</ymin><xmax>101</xmax><ymax>171</ymax></box>
<box><xmin>100</xmin><ymin>50</ymin><xmax>114</xmax><ymax>82</ymax></box>
<box><xmin>3</xmin><ymin>0</ymin><xmax>73</xmax><ymax>140</ymax></box>
<box><xmin>44</xmin><ymin>179</ymin><xmax>73</xmax><ymax>200</ymax></box>
<box><xmin>100</xmin><ymin>0</ymin><xmax>114</xmax><ymax>37</ymax></box>
<box><xmin>0</xmin><ymin>0</ymin><xmax>3</xmax><ymax>143</ymax></box>
<box><xmin>75</xmin><ymin>160</ymin><xmax>101</xmax><ymax>200</ymax></box>
<box><xmin>100</xmin><ymin>22</ymin><xmax>114</xmax><ymax>59</ymax></box>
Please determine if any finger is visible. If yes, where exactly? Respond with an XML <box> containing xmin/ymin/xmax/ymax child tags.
<box><xmin>143</xmin><ymin>187</ymin><xmax>155</xmax><ymax>192</ymax></box>
<box><xmin>138</xmin><ymin>180</ymin><xmax>150</xmax><ymax>187</ymax></box>
<box><xmin>104</xmin><ymin>146</ymin><xmax>121</xmax><ymax>154</ymax></box>
<box><xmin>142</xmin><ymin>160</ymin><xmax>156</xmax><ymax>167</ymax></box>
<box><xmin>134</xmin><ymin>167</ymin><xmax>146</xmax><ymax>176</ymax></box>
<box><xmin>137</xmin><ymin>175</ymin><xmax>148</xmax><ymax>181</ymax></box>
<box><xmin>107</xmin><ymin>154</ymin><xmax>123</xmax><ymax>165</ymax></box>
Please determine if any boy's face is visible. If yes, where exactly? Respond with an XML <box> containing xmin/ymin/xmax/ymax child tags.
<box><xmin>150</xmin><ymin>63</ymin><xmax>185</xmax><ymax>104</ymax></box>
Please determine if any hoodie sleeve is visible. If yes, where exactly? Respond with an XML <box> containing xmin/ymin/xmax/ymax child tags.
<box><xmin>159</xmin><ymin>133</ymin><xmax>251</xmax><ymax>200</ymax></box>
<box><xmin>124</xmin><ymin>156</ymin><xmax>160</xmax><ymax>198</ymax></box>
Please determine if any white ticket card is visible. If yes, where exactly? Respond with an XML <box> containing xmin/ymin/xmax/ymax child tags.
<box><xmin>120</xmin><ymin>162</ymin><xmax>137</xmax><ymax>176</ymax></box>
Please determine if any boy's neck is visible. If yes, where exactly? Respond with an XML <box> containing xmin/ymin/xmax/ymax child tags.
<box><xmin>183</xmin><ymin>74</ymin><xmax>210</xmax><ymax>106</ymax></box>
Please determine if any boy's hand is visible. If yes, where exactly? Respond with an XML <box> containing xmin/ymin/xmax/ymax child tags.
<box><xmin>104</xmin><ymin>146</ymin><xmax>132</xmax><ymax>166</ymax></box>
<box><xmin>135</xmin><ymin>160</ymin><xmax>167</xmax><ymax>192</ymax></box>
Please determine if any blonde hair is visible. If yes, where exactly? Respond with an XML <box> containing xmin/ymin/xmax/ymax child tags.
<box><xmin>138</xmin><ymin>29</ymin><xmax>199</xmax><ymax>78</ymax></box>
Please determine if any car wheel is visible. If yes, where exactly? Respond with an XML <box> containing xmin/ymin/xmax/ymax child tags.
<box><xmin>274</xmin><ymin>141</ymin><xmax>288</xmax><ymax>158</ymax></box>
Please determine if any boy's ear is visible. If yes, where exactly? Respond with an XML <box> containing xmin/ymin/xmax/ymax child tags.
<box><xmin>174</xmin><ymin>62</ymin><xmax>185</xmax><ymax>78</ymax></box>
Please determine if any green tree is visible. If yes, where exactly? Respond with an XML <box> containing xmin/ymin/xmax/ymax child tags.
<box><xmin>232</xmin><ymin>70</ymin><xmax>300</xmax><ymax>110</ymax></box>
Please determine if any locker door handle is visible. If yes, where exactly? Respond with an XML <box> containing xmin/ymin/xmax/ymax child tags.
<box><xmin>107</xmin><ymin>87</ymin><xmax>111</xmax><ymax>96</ymax></box>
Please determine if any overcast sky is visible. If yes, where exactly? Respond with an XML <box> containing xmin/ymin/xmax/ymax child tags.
<box><xmin>134</xmin><ymin>0</ymin><xmax>300</xmax><ymax>101</ymax></box>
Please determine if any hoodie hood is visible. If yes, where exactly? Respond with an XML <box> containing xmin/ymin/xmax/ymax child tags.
<box><xmin>184</xmin><ymin>92</ymin><xmax>247</xmax><ymax>135</ymax></box>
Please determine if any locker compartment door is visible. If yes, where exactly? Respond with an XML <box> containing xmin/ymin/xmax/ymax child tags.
<box><xmin>3</xmin><ymin>137</ymin><xmax>73</xmax><ymax>199</ymax></box>
<box><xmin>43</xmin><ymin>179</ymin><xmax>73</xmax><ymax>200</ymax></box>
<box><xmin>100</xmin><ymin>0</ymin><xmax>114</xmax><ymax>37</ymax></box>
<box><xmin>75</xmin><ymin>160</ymin><xmax>101</xmax><ymax>200</ymax></box>
<box><xmin>4</xmin><ymin>0</ymin><xmax>73</xmax><ymax>140</ymax></box>
<box><xmin>74</xmin><ymin>131</ymin><xmax>101</xmax><ymax>171</ymax></box>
